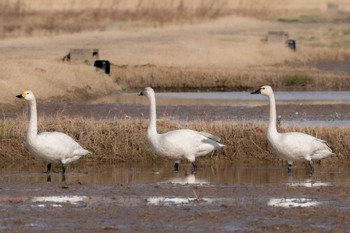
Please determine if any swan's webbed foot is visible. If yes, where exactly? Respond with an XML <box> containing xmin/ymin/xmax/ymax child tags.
<box><xmin>174</xmin><ymin>162</ymin><xmax>179</xmax><ymax>172</ymax></box>
<box><xmin>192</xmin><ymin>161</ymin><xmax>197</xmax><ymax>174</ymax></box>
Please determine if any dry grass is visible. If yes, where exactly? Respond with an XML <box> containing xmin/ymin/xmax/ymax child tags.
<box><xmin>0</xmin><ymin>0</ymin><xmax>229</xmax><ymax>38</ymax></box>
<box><xmin>2</xmin><ymin>0</ymin><xmax>350</xmax><ymax>38</ymax></box>
<box><xmin>0</xmin><ymin>116</ymin><xmax>348</xmax><ymax>166</ymax></box>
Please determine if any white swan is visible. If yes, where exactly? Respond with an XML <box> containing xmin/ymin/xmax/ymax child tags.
<box><xmin>251</xmin><ymin>85</ymin><xmax>334</xmax><ymax>175</ymax></box>
<box><xmin>16</xmin><ymin>91</ymin><xmax>90</xmax><ymax>177</ymax></box>
<box><xmin>138</xmin><ymin>87</ymin><xmax>225</xmax><ymax>172</ymax></box>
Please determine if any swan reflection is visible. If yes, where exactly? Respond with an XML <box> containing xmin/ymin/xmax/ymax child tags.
<box><xmin>160</xmin><ymin>174</ymin><xmax>209</xmax><ymax>185</ymax></box>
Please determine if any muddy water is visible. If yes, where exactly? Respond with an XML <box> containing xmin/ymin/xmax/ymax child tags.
<box><xmin>91</xmin><ymin>91</ymin><xmax>350</xmax><ymax>127</ymax></box>
<box><xmin>91</xmin><ymin>91</ymin><xmax>350</xmax><ymax>106</ymax></box>
<box><xmin>1</xmin><ymin>162</ymin><xmax>349</xmax><ymax>186</ymax></box>
<box><xmin>0</xmin><ymin>163</ymin><xmax>350</xmax><ymax>232</ymax></box>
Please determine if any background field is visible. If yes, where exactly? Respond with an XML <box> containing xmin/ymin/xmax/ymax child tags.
<box><xmin>1</xmin><ymin>0</ymin><xmax>350</xmax><ymax>104</ymax></box>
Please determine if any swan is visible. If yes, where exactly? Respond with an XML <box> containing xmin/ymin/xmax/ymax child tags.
<box><xmin>251</xmin><ymin>85</ymin><xmax>334</xmax><ymax>175</ymax></box>
<box><xmin>16</xmin><ymin>91</ymin><xmax>90</xmax><ymax>177</ymax></box>
<box><xmin>138</xmin><ymin>87</ymin><xmax>225</xmax><ymax>172</ymax></box>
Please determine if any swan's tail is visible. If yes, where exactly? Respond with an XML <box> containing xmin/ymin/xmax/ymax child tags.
<box><xmin>198</xmin><ymin>131</ymin><xmax>221</xmax><ymax>142</ymax></box>
<box><xmin>75</xmin><ymin>148</ymin><xmax>91</xmax><ymax>156</ymax></box>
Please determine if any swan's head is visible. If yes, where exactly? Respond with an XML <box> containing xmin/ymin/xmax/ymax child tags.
<box><xmin>251</xmin><ymin>85</ymin><xmax>273</xmax><ymax>96</ymax></box>
<box><xmin>138</xmin><ymin>87</ymin><xmax>155</xmax><ymax>97</ymax></box>
<box><xmin>16</xmin><ymin>91</ymin><xmax>35</xmax><ymax>101</ymax></box>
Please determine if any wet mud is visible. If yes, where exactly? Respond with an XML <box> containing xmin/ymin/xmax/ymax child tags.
<box><xmin>0</xmin><ymin>163</ymin><xmax>349</xmax><ymax>232</ymax></box>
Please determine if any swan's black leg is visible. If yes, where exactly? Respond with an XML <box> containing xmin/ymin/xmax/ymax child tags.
<box><xmin>43</xmin><ymin>163</ymin><xmax>52</xmax><ymax>174</ymax></box>
<box><xmin>308</xmin><ymin>161</ymin><xmax>314</xmax><ymax>177</ymax></box>
<box><xmin>174</xmin><ymin>161</ymin><xmax>179</xmax><ymax>172</ymax></box>
<box><xmin>192</xmin><ymin>161</ymin><xmax>197</xmax><ymax>173</ymax></box>
<box><xmin>47</xmin><ymin>175</ymin><xmax>52</xmax><ymax>182</ymax></box>
<box><xmin>61</xmin><ymin>164</ymin><xmax>66</xmax><ymax>182</ymax></box>
<box><xmin>62</xmin><ymin>164</ymin><xmax>66</xmax><ymax>175</ymax></box>
<box><xmin>61</xmin><ymin>174</ymin><xmax>66</xmax><ymax>182</ymax></box>
<box><xmin>287</xmin><ymin>161</ymin><xmax>293</xmax><ymax>176</ymax></box>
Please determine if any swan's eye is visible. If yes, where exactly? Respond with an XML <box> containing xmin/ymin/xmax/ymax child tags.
<box><xmin>261</xmin><ymin>88</ymin><xmax>265</xmax><ymax>90</ymax></box>
<box><xmin>27</xmin><ymin>93</ymin><xmax>29</xmax><ymax>95</ymax></box>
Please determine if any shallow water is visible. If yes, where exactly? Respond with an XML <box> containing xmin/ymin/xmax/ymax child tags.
<box><xmin>0</xmin><ymin>162</ymin><xmax>349</xmax><ymax>186</ymax></box>
<box><xmin>88</xmin><ymin>91</ymin><xmax>350</xmax><ymax>127</ymax></box>
<box><xmin>91</xmin><ymin>91</ymin><xmax>350</xmax><ymax>106</ymax></box>
<box><xmin>0</xmin><ymin>162</ymin><xmax>349</xmax><ymax>232</ymax></box>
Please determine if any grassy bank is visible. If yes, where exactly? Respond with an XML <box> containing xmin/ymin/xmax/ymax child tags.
<box><xmin>0</xmin><ymin>117</ymin><xmax>348</xmax><ymax>167</ymax></box>
<box><xmin>112</xmin><ymin>64</ymin><xmax>350</xmax><ymax>91</ymax></box>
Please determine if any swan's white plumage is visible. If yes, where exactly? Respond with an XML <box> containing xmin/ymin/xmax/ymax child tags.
<box><xmin>252</xmin><ymin>85</ymin><xmax>334</xmax><ymax>172</ymax></box>
<box><xmin>17</xmin><ymin>91</ymin><xmax>90</xmax><ymax>170</ymax></box>
<box><xmin>139</xmin><ymin>87</ymin><xmax>224</xmax><ymax>165</ymax></box>
<box><xmin>27</xmin><ymin>132</ymin><xmax>90</xmax><ymax>164</ymax></box>
<box><xmin>267</xmin><ymin>132</ymin><xmax>333</xmax><ymax>162</ymax></box>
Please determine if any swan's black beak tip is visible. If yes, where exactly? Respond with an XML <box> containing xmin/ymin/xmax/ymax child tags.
<box><xmin>251</xmin><ymin>89</ymin><xmax>260</xmax><ymax>94</ymax></box>
<box><xmin>16</xmin><ymin>94</ymin><xmax>23</xmax><ymax>99</ymax></box>
<box><xmin>138</xmin><ymin>92</ymin><xmax>143</xmax><ymax>96</ymax></box>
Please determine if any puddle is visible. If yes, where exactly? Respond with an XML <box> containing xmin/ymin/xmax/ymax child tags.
<box><xmin>287</xmin><ymin>180</ymin><xmax>331</xmax><ymax>188</ymax></box>
<box><xmin>267</xmin><ymin>198</ymin><xmax>322</xmax><ymax>208</ymax></box>
<box><xmin>31</xmin><ymin>195</ymin><xmax>88</xmax><ymax>204</ymax></box>
<box><xmin>147</xmin><ymin>197</ymin><xmax>198</xmax><ymax>206</ymax></box>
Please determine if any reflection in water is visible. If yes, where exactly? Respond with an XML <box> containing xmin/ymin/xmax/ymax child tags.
<box><xmin>160</xmin><ymin>174</ymin><xmax>209</xmax><ymax>185</ymax></box>
<box><xmin>267</xmin><ymin>198</ymin><xmax>321</xmax><ymax>208</ymax></box>
<box><xmin>147</xmin><ymin>197</ymin><xmax>197</xmax><ymax>206</ymax></box>
<box><xmin>287</xmin><ymin>179</ymin><xmax>331</xmax><ymax>188</ymax></box>
<box><xmin>146</xmin><ymin>197</ymin><xmax>246</xmax><ymax>207</ymax></box>
<box><xmin>0</xmin><ymin>162</ymin><xmax>349</xmax><ymax>186</ymax></box>
<box><xmin>31</xmin><ymin>195</ymin><xmax>88</xmax><ymax>208</ymax></box>
<box><xmin>31</xmin><ymin>195</ymin><xmax>88</xmax><ymax>204</ymax></box>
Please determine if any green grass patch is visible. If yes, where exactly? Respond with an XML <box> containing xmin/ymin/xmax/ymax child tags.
<box><xmin>277</xmin><ymin>16</ymin><xmax>300</xmax><ymax>23</ymax></box>
<box><xmin>282</xmin><ymin>74</ymin><xmax>314</xmax><ymax>87</ymax></box>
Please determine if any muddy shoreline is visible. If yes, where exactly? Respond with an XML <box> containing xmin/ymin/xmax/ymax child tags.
<box><xmin>0</xmin><ymin>162</ymin><xmax>349</xmax><ymax>232</ymax></box>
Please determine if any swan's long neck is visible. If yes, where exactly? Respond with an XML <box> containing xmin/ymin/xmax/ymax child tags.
<box><xmin>27</xmin><ymin>99</ymin><xmax>38</xmax><ymax>138</ymax></box>
<box><xmin>147</xmin><ymin>93</ymin><xmax>158</xmax><ymax>137</ymax></box>
<box><xmin>267</xmin><ymin>92</ymin><xmax>278</xmax><ymax>135</ymax></box>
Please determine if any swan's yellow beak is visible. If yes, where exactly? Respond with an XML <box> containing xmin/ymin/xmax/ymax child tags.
<box><xmin>16</xmin><ymin>92</ymin><xmax>26</xmax><ymax>99</ymax></box>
